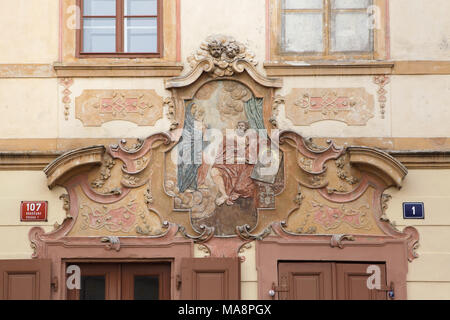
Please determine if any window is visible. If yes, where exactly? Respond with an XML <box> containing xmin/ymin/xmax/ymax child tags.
<box><xmin>270</xmin><ymin>0</ymin><xmax>387</xmax><ymax>61</ymax></box>
<box><xmin>77</xmin><ymin>0</ymin><xmax>162</xmax><ymax>57</ymax></box>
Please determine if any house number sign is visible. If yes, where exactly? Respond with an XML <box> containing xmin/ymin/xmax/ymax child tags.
<box><xmin>403</xmin><ymin>202</ymin><xmax>424</xmax><ymax>219</ymax></box>
<box><xmin>20</xmin><ymin>201</ymin><xmax>48</xmax><ymax>221</ymax></box>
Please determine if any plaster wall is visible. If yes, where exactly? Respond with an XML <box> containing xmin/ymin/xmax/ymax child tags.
<box><xmin>1</xmin><ymin>0</ymin><xmax>449</xmax><ymax>64</ymax></box>
<box><xmin>0</xmin><ymin>170</ymin><xmax>449</xmax><ymax>299</ymax></box>
<box><xmin>1</xmin><ymin>75</ymin><xmax>449</xmax><ymax>139</ymax></box>
<box><xmin>390</xmin><ymin>0</ymin><xmax>450</xmax><ymax>61</ymax></box>
<box><xmin>386</xmin><ymin>169</ymin><xmax>450</xmax><ymax>300</ymax></box>
<box><xmin>0</xmin><ymin>0</ymin><xmax>59</xmax><ymax>64</ymax></box>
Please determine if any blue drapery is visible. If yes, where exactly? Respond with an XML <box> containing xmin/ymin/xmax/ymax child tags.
<box><xmin>244</xmin><ymin>97</ymin><xmax>265</xmax><ymax>134</ymax></box>
<box><xmin>177</xmin><ymin>102</ymin><xmax>204</xmax><ymax>192</ymax></box>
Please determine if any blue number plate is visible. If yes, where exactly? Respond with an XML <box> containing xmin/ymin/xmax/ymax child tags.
<box><xmin>403</xmin><ymin>202</ymin><xmax>424</xmax><ymax>219</ymax></box>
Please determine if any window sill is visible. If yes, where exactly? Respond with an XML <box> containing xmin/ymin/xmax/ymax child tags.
<box><xmin>53</xmin><ymin>62</ymin><xmax>184</xmax><ymax>78</ymax></box>
<box><xmin>263</xmin><ymin>61</ymin><xmax>395</xmax><ymax>76</ymax></box>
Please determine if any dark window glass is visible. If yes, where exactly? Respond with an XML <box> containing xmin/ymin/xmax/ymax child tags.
<box><xmin>80</xmin><ymin>276</ymin><xmax>106</xmax><ymax>300</ymax></box>
<box><xmin>134</xmin><ymin>276</ymin><xmax>159</xmax><ymax>300</ymax></box>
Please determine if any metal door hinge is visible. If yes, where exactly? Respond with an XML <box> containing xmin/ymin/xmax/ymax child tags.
<box><xmin>176</xmin><ymin>275</ymin><xmax>182</xmax><ymax>290</ymax></box>
<box><xmin>51</xmin><ymin>276</ymin><xmax>58</xmax><ymax>292</ymax></box>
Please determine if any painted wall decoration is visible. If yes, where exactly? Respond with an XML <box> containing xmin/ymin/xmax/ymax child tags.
<box><xmin>164</xmin><ymin>80</ymin><xmax>285</xmax><ymax>236</ymax></box>
<box><xmin>373</xmin><ymin>75</ymin><xmax>390</xmax><ymax>119</ymax></box>
<box><xmin>59</xmin><ymin>78</ymin><xmax>74</xmax><ymax>121</ymax></box>
<box><xmin>75</xmin><ymin>89</ymin><xmax>163</xmax><ymax>126</ymax></box>
<box><xmin>284</xmin><ymin>88</ymin><xmax>375</xmax><ymax>126</ymax></box>
<box><xmin>32</xmin><ymin>35</ymin><xmax>419</xmax><ymax>265</ymax></box>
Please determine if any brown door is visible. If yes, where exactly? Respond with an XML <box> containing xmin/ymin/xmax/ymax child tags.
<box><xmin>278</xmin><ymin>262</ymin><xmax>333</xmax><ymax>300</ymax></box>
<box><xmin>336</xmin><ymin>263</ymin><xmax>387</xmax><ymax>300</ymax></box>
<box><xmin>66</xmin><ymin>264</ymin><xmax>120</xmax><ymax>300</ymax></box>
<box><xmin>0</xmin><ymin>259</ymin><xmax>51</xmax><ymax>300</ymax></box>
<box><xmin>121</xmin><ymin>263</ymin><xmax>170</xmax><ymax>300</ymax></box>
<box><xmin>278</xmin><ymin>262</ymin><xmax>387</xmax><ymax>300</ymax></box>
<box><xmin>180</xmin><ymin>258</ymin><xmax>240</xmax><ymax>300</ymax></box>
<box><xmin>67</xmin><ymin>262</ymin><xmax>171</xmax><ymax>300</ymax></box>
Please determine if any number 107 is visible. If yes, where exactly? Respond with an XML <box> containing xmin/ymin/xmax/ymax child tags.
<box><xmin>26</xmin><ymin>203</ymin><xmax>41</xmax><ymax>212</ymax></box>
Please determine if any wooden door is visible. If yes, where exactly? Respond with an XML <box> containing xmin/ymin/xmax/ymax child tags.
<box><xmin>180</xmin><ymin>258</ymin><xmax>240</xmax><ymax>300</ymax></box>
<box><xmin>336</xmin><ymin>263</ymin><xmax>387</xmax><ymax>300</ymax></box>
<box><xmin>278</xmin><ymin>262</ymin><xmax>333</xmax><ymax>300</ymax></box>
<box><xmin>67</xmin><ymin>262</ymin><xmax>171</xmax><ymax>300</ymax></box>
<box><xmin>66</xmin><ymin>264</ymin><xmax>120</xmax><ymax>300</ymax></box>
<box><xmin>0</xmin><ymin>259</ymin><xmax>51</xmax><ymax>300</ymax></box>
<box><xmin>121</xmin><ymin>263</ymin><xmax>170</xmax><ymax>300</ymax></box>
<box><xmin>278</xmin><ymin>262</ymin><xmax>387</xmax><ymax>300</ymax></box>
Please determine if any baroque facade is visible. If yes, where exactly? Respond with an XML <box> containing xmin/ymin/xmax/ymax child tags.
<box><xmin>0</xmin><ymin>0</ymin><xmax>449</xmax><ymax>300</ymax></box>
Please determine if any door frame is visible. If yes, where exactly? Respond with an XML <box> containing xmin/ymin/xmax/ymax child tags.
<box><xmin>256</xmin><ymin>224</ymin><xmax>416</xmax><ymax>300</ymax></box>
<box><xmin>29</xmin><ymin>223</ymin><xmax>193</xmax><ymax>300</ymax></box>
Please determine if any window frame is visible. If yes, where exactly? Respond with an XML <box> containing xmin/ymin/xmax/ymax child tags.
<box><xmin>76</xmin><ymin>0</ymin><xmax>163</xmax><ymax>58</ymax></box>
<box><xmin>270</xmin><ymin>0</ymin><xmax>388</xmax><ymax>61</ymax></box>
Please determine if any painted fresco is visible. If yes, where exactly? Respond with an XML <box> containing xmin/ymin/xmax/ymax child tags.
<box><xmin>165</xmin><ymin>80</ymin><xmax>284</xmax><ymax>236</ymax></box>
<box><xmin>36</xmin><ymin>35</ymin><xmax>418</xmax><ymax>266</ymax></box>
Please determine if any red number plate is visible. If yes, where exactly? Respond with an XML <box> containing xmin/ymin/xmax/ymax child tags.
<box><xmin>20</xmin><ymin>201</ymin><xmax>48</xmax><ymax>221</ymax></box>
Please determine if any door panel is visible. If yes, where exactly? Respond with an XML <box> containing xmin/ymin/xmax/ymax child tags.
<box><xmin>196</xmin><ymin>272</ymin><xmax>225</xmax><ymax>300</ymax></box>
<box><xmin>181</xmin><ymin>258</ymin><xmax>240</xmax><ymax>300</ymax></box>
<box><xmin>121</xmin><ymin>263</ymin><xmax>170</xmax><ymax>300</ymax></box>
<box><xmin>67</xmin><ymin>264</ymin><xmax>120</xmax><ymax>300</ymax></box>
<box><xmin>278</xmin><ymin>262</ymin><xmax>387</xmax><ymax>300</ymax></box>
<box><xmin>67</xmin><ymin>263</ymin><xmax>170</xmax><ymax>300</ymax></box>
<box><xmin>0</xmin><ymin>259</ymin><xmax>51</xmax><ymax>300</ymax></box>
<box><xmin>336</xmin><ymin>263</ymin><xmax>387</xmax><ymax>300</ymax></box>
<box><xmin>278</xmin><ymin>262</ymin><xmax>333</xmax><ymax>300</ymax></box>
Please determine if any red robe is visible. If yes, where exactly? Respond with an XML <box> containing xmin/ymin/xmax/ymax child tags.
<box><xmin>198</xmin><ymin>134</ymin><xmax>257</xmax><ymax>202</ymax></box>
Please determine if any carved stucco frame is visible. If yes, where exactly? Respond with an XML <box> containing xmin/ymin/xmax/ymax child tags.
<box><xmin>34</xmin><ymin>35</ymin><xmax>419</xmax><ymax>300</ymax></box>
<box><xmin>33</xmin><ymin>142</ymin><xmax>193</xmax><ymax>300</ymax></box>
<box><xmin>256</xmin><ymin>224</ymin><xmax>417</xmax><ymax>300</ymax></box>
<box><xmin>254</xmin><ymin>144</ymin><xmax>418</xmax><ymax>300</ymax></box>
<box><xmin>29</xmin><ymin>222</ymin><xmax>193</xmax><ymax>300</ymax></box>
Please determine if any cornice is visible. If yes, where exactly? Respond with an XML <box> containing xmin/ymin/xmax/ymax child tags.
<box><xmin>1</xmin><ymin>150</ymin><xmax>450</xmax><ymax>171</ymax></box>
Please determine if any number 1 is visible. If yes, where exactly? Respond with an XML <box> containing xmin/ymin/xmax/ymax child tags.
<box><xmin>412</xmin><ymin>207</ymin><xmax>416</xmax><ymax>215</ymax></box>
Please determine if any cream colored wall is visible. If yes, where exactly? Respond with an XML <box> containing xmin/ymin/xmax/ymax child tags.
<box><xmin>0</xmin><ymin>0</ymin><xmax>448</xmax><ymax>140</ymax></box>
<box><xmin>386</xmin><ymin>169</ymin><xmax>450</xmax><ymax>300</ymax></box>
<box><xmin>0</xmin><ymin>0</ymin><xmax>59</xmax><ymax>64</ymax></box>
<box><xmin>390</xmin><ymin>0</ymin><xmax>450</xmax><ymax>61</ymax></box>
<box><xmin>0</xmin><ymin>171</ymin><xmax>66</xmax><ymax>259</ymax></box>
<box><xmin>39</xmin><ymin>74</ymin><xmax>450</xmax><ymax>140</ymax></box>
<box><xmin>276</xmin><ymin>76</ymin><xmax>391</xmax><ymax>138</ymax></box>
<box><xmin>181</xmin><ymin>0</ymin><xmax>266</xmax><ymax>74</ymax></box>
<box><xmin>59</xmin><ymin>78</ymin><xmax>172</xmax><ymax>138</ymax></box>
<box><xmin>391</xmin><ymin>75</ymin><xmax>450</xmax><ymax>137</ymax></box>
<box><xmin>1</xmin><ymin>75</ymin><xmax>449</xmax><ymax>140</ymax></box>
<box><xmin>0</xmin><ymin>0</ymin><xmax>448</xmax><ymax>64</ymax></box>
<box><xmin>0</xmin><ymin>79</ymin><xmax>58</xmax><ymax>138</ymax></box>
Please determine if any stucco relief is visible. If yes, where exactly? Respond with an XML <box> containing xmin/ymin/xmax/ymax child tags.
<box><xmin>33</xmin><ymin>36</ymin><xmax>419</xmax><ymax>263</ymax></box>
<box><xmin>283</xmin><ymin>88</ymin><xmax>375</xmax><ymax>126</ymax></box>
<box><xmin>59</xmin><ymin>78</ymin><xmax>74</xmax><ymax>121</ymax></box>
<box><xmin>187</xmin><ymin>34</ymin><xmax>257</xmax><ymax>78</ymax></box>
<box><xmin>75</xmin><ymin>89</ymin><xmax>163</xmax><ymax>126</ymax></box>
<box><xmin>374</xmin><ymin>75</ymin><xmax>390</xmax><ymax>119</ymax></box>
